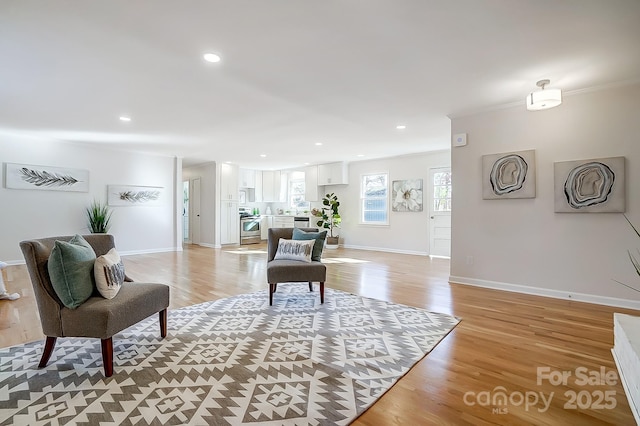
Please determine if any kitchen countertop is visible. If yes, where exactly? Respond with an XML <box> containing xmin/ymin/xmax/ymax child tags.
<box><xmin>261</xmin><ymin>214</ymin><xmax>312</xmax><ymax>218</ymax></box>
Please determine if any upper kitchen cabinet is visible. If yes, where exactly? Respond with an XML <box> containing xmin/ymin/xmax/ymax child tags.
<box><xmin>220</xmin><ymin>163</ymin><xmax>239</xmax><ymax>201</ymax></box>
<box><xmin>304</xmin><ymin>165</ymin><xmax>321</xmax><ymax>202</ymax></box>
<box><xmin>262</xmin><ymin>170</ymin><xmax>286</xmax><ymax>202</ymax></box>
<box><xmin>239</xmin><ymin>168</ymin><xmax>256</xmax><ymax>188</ymax></box>
<box><xmin>317</xmin><ymin>162</ymin><xmax>349</xmax><ymax>185</ymax></box>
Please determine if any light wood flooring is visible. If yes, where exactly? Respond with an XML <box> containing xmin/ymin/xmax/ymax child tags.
<box><xmin>1</xmin><ymin>243</ymin><xmax>638</xmax><ymax>425</ymax></box>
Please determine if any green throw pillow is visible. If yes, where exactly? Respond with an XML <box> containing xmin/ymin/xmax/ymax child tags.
<box><xmin>48</xmin><ymin>234</ymin><xmax>97</xmax><ymax>309</ymax></box>
<box><xmin>292</xmin><ymin>228</ymin><xmax>327</xmax><ymax>261</ymax></box>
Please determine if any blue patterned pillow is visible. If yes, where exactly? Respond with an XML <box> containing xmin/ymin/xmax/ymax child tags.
<box><xmin>273</xmin><ymin>239</ymin><xmax>314</xmax><ymax>263</ymax></box>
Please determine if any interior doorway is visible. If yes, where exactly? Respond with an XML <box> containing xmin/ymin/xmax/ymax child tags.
<box><xmin>429</xmin><ymin>167</ymin><xmax>452</xmax><ymax>257</ymax></box>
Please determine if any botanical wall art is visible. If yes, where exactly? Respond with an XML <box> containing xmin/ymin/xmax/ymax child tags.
<box><xmin>554</xmin><ymin>156</ymin><xmax>625</xmax><ymax>213</ymax></box>
<box><xmin>108</xmin><ymin>185</ymin><xmax>163</xmax><ymax>206</ymax></box>
<box><xmin>392</xmin><ymin>179</ymin><xmax>423</xmax><ymax>212</ymax></box>
<box><xmin>4</xmin><ymin>162</ymin><xmax>89</xmax><ymax>192</ymax></box>
<box><xmin>482</xmin><ymin>149</ymin><xmax>536</xmax><ymax>199</ymax></box>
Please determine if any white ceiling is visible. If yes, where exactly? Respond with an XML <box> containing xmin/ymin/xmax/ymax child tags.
<box><xmin>2</xmin><ymin>1</ymin><xmax>640</xmax><ymax>170</ymax></box>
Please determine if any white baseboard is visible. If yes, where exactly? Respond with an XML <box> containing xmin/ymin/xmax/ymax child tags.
<box><xmin>5</xmin><ymin>246</ymin><xmax>182</xmax><ymax>265</ymax></box>
<box><xmin>449</xmin><ymin>275</ymin><xmax>640</xmax><ymax>310</ymax></box>
<box><xmin>198</xmin><ymin>242</ymin><xmax>220</xmax><ymax>249</ymax></box>
<box><xmin>119</xmin><ymin>247</ymin><xmax>182</xmax><ymax>256</ymax></box>
<box><xmin>343</xmin><ymin>244</ymin><xmax>428</xmax><ymax>256</ymax></box>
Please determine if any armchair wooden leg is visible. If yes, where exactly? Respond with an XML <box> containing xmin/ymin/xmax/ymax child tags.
<box><xmin>159</xmin><ymin>309</ymin><xmax>167</xmax><ymax>338</ymax></box>
<box><xmin>101</xmin><ymin>337</ymin><xmax>113</xmax><ymax>377</ymax></box>
<box><xmin>269</xmin><ymin>283</ymin><xmax>277</xmax><ymax>306</ymax></box>
<box><xmin>38</xmin><ymin>336</ymin><xmax>57</xmax><ymax>368</ymax></box>
<box><xmin>320</xmin><ymin>282</ymin><xmax>325</xmax><ymax>304</ymax></box>
<box><xmin>308</xmin><ymin>282</ymin><xmax>313</xmax><ymax>292</ymax></box>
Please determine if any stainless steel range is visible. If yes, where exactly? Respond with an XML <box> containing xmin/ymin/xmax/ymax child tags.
<box><xmin>239</xmin><ymin>208</ymin><xmax>261</xmax><ymax>245</ymax></box>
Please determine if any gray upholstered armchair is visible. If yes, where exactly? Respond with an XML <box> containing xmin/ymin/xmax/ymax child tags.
<box><xmin>267</xmin><ymin>227</ymin><xmax>327</xmax><ymax>305</ymax></box>
<box><xmin>20</xmin><ymin>234</ymin><xmax>170</xmax><ymax>377</ymax></box>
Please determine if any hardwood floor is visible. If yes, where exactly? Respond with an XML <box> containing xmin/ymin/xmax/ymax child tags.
<box><xmin>1</xmin><ymin>243</ymin><xmax>638</xmax><ymax>425</ymax></box>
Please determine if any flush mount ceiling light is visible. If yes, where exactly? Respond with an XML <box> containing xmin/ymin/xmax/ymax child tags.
<box><xmin>203</xmin><ymin>53</ymin><xmax>221</xmax><ymax>63</ymax></box>
<box><xmin>526</xmin><ymin>79</ymin><xmax>562</xmax><ymax>111</ymax></box>
<box><xmin>119</xmin><ymin>116</ymin><xmax>131</xmax><ymax>122</ymax></box>
<box><xmin>396</xmin><ymin>125</ymin><xmax>407</xmax><ymax>130</ymax></box>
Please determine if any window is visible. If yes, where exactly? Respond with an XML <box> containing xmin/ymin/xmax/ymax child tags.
<box><xmin>289</xmin><ymin>171</ymin><xmax>309</xmax><ymax>211</ymax></box>
<box><xmin>361</xmin><ymin>173</ymin><xmax>388</xmax><ymax>224</ymax></box>
<box><xmin>433</xmin><ymin>170</ymin><xmax>452</xmax><ymax>212</ymax></box>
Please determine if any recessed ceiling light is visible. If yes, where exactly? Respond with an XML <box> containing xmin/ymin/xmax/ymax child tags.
<box><xmin>396</xmin><ymin>125</ymin><xmax>406</xmax><ymax>130</ymax></box>
<box><xmin>225</xmin><ymin>161</ymin><xmax>232</xmax><ymax>164</ymax></box>
<box><xmin>357</xmin><ymin>154</ymin><xmax>365</xmax><ymax>157</ymax></box>
<box><xmin>304</xmin><ymin>162</ymin><xmax>310</xmax><ymax>165</ymax></box>
<box><xmin>203</xmin><ymin>53</ymin><xmax>221</xmax><ymax>63</ymax></box>
<box><xmin>119</xmin><ymin>116</ymin><xmax>131</xmax><ymax>122</ymax></box>
<box><xmin>315</xmin><ymin>142</ymin><xmax>323</xmax><ymax>146</ymax></box>
<box><xmin>260</xmin><ymin>154</ymin><xmax>267</xmax><ymax>158</ymax></box>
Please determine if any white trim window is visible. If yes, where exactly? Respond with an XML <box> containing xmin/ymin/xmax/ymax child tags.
<box><xmin>289</xmin><ymin>171</ymin><xmax>309</xmax><ymax>211</ymax></box>
<box><xmin>361</xmin><ymin>172</ymin><xmax>389</xmax><ymax>224</ymax></box>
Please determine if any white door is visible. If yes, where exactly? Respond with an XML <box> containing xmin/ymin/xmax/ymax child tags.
<box><xmin>192</xmin><ymin>178</ymin><xmax>201</xmax><ymax>245</ymax></box>
<box><xmin>182</xmin><ymin>181</ymin><xmax>190</xmax><ymax>243</ymax></box>
<box><xmin>429</xmin><ymin>168</ymin><xmax>452</xmax><ymax>257</ymax></box>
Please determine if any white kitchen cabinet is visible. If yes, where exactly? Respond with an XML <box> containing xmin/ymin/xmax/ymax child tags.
<box><xmin>220</xmin><ymin>200</ymin><xmax>239</xmax><ymax>244</ymax></box>
<box><xmin>304</xmin><ymin>165</ymin><xmax>321</xmax><ymax>202</ymax></box>
<box><xmin>262</xmin><ymin>170</ymin><xmax>286</xmax><ymax>202</ymax></box>
<box><xmin>254</xmin><ymin>171</ymin><xmax>263</xmax><ymax>202</ymax></box>
<box><xmin>260</xmin><ymin>216</ymin><xmax>273</xmax><ymax>239</ymax></box>
<box><xmin>239</xmin><ymin>168</ymin><xmax>256</xmax><ymax>188</ymax></box>
<box><xmin>317</xmin><ymin>162</ymin><xmax>349</xmax><ymax>185</ymax></box>
<box><xmin>273</xmin><ymin>216</ymin><xmax>294</xmax><ymax>228</ymax></box>
<box><xmin>221</xmin><ymin>163</ymin><xmax>239</xmax><ymax>201</ymax></box>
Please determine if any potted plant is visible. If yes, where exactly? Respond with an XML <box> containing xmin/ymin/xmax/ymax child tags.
<box><xmin>312</xmin><ymin>193</ymin><xmax>341</xmax><ymax>248</ymax></box>
<box><xmin>615</xmin><ymin>214</ymin><xmax>640</xmax><ymax>293</ymax></box>
<box><xmin>86</xmin><ymin>200</ymin><xmax>113</xmax><ymax>233</ymax></box>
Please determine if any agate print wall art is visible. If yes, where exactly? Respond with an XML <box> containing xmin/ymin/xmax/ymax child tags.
<box><xmin>482</xmin><ymin>150</ymin><xmax>536</xmax><ymax>199</ymax></box>
<box><xmin>554</xmin><ymin>156</ymin><xmax>625</xmax><ymax>213</ymax></box>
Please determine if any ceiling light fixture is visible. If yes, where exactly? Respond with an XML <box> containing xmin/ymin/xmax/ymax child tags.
<box><xmin>315</xmin><ymin>142</ymin><xmax>323</xmax><ymax>146</ymax></box>
<box><xmin>526</xmin><ymin>79</ymin><xmax>562</xmax><ymax>111</ymax></box>
<box><xmin>396</xmin><ymin>125</ymin><xmax>406</xmax><ymax>130</ymax></box>
<box><xmin>260</xmin><ymin>154</ymin><xmax>267</xmax><ymax>158</ymax></box>
<box><xmin>203</xmin><ymin>53</ymin><xmax>221</xmax><ymax>63</ymax></box>
<box><xmin>119</xmin><ymin>116</ymin><xmax>131</xmax><ymax>122</ymax></box>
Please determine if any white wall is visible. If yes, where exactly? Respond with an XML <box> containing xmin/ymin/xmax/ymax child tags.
<box><xmin>327</xmin><ymin>151</ymin><xmax>450</xmax><ymax>255</ymax></box>
<box><xmin>182</xmin><ymin>162</ymin><xmax>217</xmax><ymax>247</ymax></box>
<box><xmin>0</xmin><ymin>136</ymin><xmax>179</xmax><ymax>263</ymax></box>
<box><xmin>450</xmin><ymin>83</ymin><xmax>640</xmax><ymax>308</ymax></box>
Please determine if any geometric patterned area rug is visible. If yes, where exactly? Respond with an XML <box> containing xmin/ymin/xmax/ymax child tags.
<box><xmin>0</xmin><ymin>284</ymin><xmax>459</xmax><ymax>425</ymax></box>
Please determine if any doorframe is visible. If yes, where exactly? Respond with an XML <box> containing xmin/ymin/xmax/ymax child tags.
<box><xmin>428</xmin><ymin>166</ymin><xmax>452</xmax><ymax>258</ymax></box>
<box><xmin>191</xmin><ymin>177</ymin><xmax>201</xmax><ymax>245</ymax></box>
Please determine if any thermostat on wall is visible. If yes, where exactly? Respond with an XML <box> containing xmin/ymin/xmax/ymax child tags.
<box><xmin>452</xmin><ymin>133</ymin><xmax>467</xmax><ymax>147</ymax></box>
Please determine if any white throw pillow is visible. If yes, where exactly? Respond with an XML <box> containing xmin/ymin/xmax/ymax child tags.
<box><xmin>274</xmin><ymin>239</ymin><xmax>314</xmax><ymax>263</ymax></box>
<box><xmin>94</xmin><ymin>248</ymin><xmax>125</xmax><ymax>299</ymax></box>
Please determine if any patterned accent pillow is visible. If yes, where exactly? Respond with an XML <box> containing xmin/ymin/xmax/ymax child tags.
<box><xmin>48</xmin><ymin>234</ymin><xmax>96</xmax><ymax>309</ymax></box>
<box><xmin>94</xmin><ymin>248</ymin><xmax>125</xmax><ymax>299</ymax></box>
<box><xmin>273</xmin><ymin>239</ymin><xmax>314</xmax><ymax>263</ymax></box>
<box><xmin>292</xmin><ymin>228</ymin><xmax>327</xmax><ymax>261</ymax></box>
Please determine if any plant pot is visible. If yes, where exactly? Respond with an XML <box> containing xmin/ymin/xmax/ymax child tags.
<box><xmin>326</xmin><ymin>236</ymin><xmax>339</xmax><ymax>249</ymax></box>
